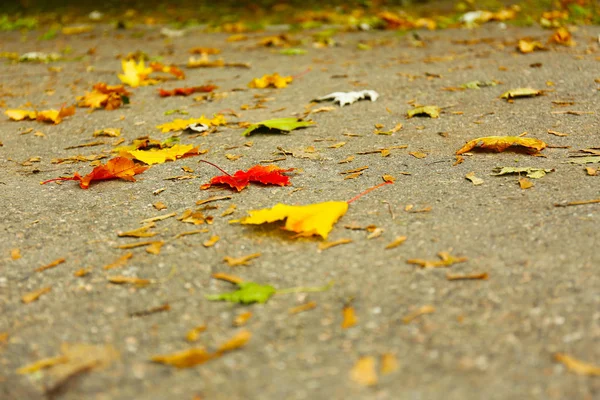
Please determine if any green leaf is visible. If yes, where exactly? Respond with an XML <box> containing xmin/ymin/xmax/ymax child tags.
<box><xmin>280</xmin><ymin>48</ymin><xmax>307</xmax><ymax>56</ymax></box>
<box><xmin>205</xmin><ymin>282</ymin><xmax>276</xmax><ymax>304</ymax></box>
<box><xmin>242</xmin><ymin>118</ymin><xmax>314</xmax><ymax>137</ymax></box>
<box><xmin>491</xmin><ymin>167</ymin><xmax>555</xmax><ymax>179</ymax></box>
<box><xmin>39</xmin><ymin>28</ymin><xmax>58</xmax><ymax>41</ymax></box>
<box><xmin>500</xmin><ymin>88</ymin><xmax>541</xmax><ymax>100</ymax></box>
<box><xmin>407</xmin><ymin>105</ymin><xmax>440</xmax><ymax>119</ymax></box>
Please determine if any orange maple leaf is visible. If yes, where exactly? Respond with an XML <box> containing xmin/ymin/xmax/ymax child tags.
<box><xmin>78</xmin><ymin>83</ymin><xmax>131</xmax><ymax>110</ymax></box>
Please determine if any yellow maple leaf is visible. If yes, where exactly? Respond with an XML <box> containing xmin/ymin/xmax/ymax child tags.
<box><xmin>456</xmin><ymin>136</ymin><xmax>547</xmax><ymax>155</ymax></box>
<box><xmin>156</xmin><ymin>115</ymin><xmax>227</xmax><ymax>133</ymax></box>
<box><xmin>126</xmin><ymin>144</ymin><xmax>200</xmax><ymax>165</ymax></box>
<box><xmin>248</xmin><ymin>73</ymin><xmax>293</xmax><ymax>89</ymax></box>
<box><xmin>118</xmin><ymin>59</ymin><xmax>154</xmax><ymax>88</ymax></box>
<box><xmin>5</xmin><ymin>109</ymin><xmax>37</xmax><ymax>121</ymax></box>
<box><xmin>239</xmin><ymin>201</ymin><xmax>348</xmax><ymax>239</ymax></box>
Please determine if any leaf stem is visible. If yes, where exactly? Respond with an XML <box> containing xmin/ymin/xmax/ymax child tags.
<box><xmin>346</xmin><ymin>181</ymin><xmax>392</xmax><ymax>204</ymax></box>
<box><xmin>198</xmin><ymin>159</ymin><xmax>232</xmax><ymax>176</ymax></box>
<box><xmin>276</xmin><ymin>281</ymin><xmax>334</xmax><ymax>295</ymax></box>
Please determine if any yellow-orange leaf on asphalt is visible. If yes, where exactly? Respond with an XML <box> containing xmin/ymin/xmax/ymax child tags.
<box><xmin>5</xmin><ymin>109</ymin><xmax>36</xmax><ymax>121</ymax></box>
<box><xmin>36</xmin><ymin>257</ymin><xmax>65</xmax><ymax>272</ymax></box>
<box><xmin>203</xmin><ymin>236</ymin><xmax>220</xmax><ymax>247</ymax></box>
<box><xmin>318</xmin><ymin>238</ymin><xmax>353</xmax><ymax>251</ymax></box>
<box><xmin>79</xmin><ymin>83</ymin><xmax>131</xmax><ymax>110</ymax></box>
<box><xmin>465</xmin><ymin>172</ymin><xmax>484</xmax><ymax>186</ymax></box>
<box><xmin>11</xmin><ymin>248</ymin><xmax>21</xmax><ymax>260</ymax></box>
<box><xmin>407</xmin><ymin>251</ymin><xmax>467</xmax><ymax>268</ymax></box>
<box><xmin>107</xmin><ymin>276</ymin><xmax>150</xmax><ymax>287</ymax></box>
<box><xmin>550</xmin><ymin>27</ymin><xmax>575</xmax><ymax>46</ymax></box>
<box><xmin>456</xmin><ymin>136</ymin><xmax>546</xmax><ymax>155</ymax></box>
<box><xmin>156</xmin><ymin>115</ymin><xmax>226</xmax><ymax>133</ymax></box>
<box><xmin>36</xmin><ymin>105</ymin><xmax>75</xmax><ymax>124</ymax></box>
<box><xmin>402</xmin><ymin>305</ymin><xmax>435</xmax><ymax>324</ymax></box>
<box><xmin>186</xmin><ymin>325</ymin><xmax>207</xmax><ymax>342</ymax></box>
<box><xmin>118</xmin><ymin>224</ymin><xmax>157</xmax><ymax>238</ymax></box>
<box><xmin>223</xmin><ymin>253</ymin><xmax>261</xmax><ymax>267</ymax></box>
<box><xmin>517</xmin><ymin>39</ymin><xmax>544</xmax><ymax>53</ymax></box>
<box><xmin>152</xmin><ymin>330</ymin><xmax>250</xmax><ymax>368</ymax></box>
<box><xmin>341</xmin><ymin>306</ymin><xmax>358</xmax><ymax>329</ymax></box>
<box><xmin>239</xmin><ymin>201</ymin><xmax>349</xmax><ymax>239</ymax></box>
<box><xmin>446</xmin><ymin>272</ymin><xmax>489</xmax><ymax>281</ymax></box>
<box><xmin>554</xmin><ymin>353</ymin><xmax>600</xmax><ymax>376</ymax></box>
<box><xmin>385</xmin><ymin>236</ymin><xmax>407</xmax><ymax>249</ymax></box>
<box><xmin>350</xmin><ymin>356</ymin><xmax>378</xmax><ymax>386</ymax></box>
<box><xmin>17</xmin><ymin>355</ymin><xmax>68</xmax><ymax>374</ymax></box>
<box><xmin>233</xmin><ymin>311</ymin><xmax>252</xmax><ymax>327</ymax></box>
<box><xmin>22</xmin><ymin>287</ymin><xmax>51</xmax><ymax>303</ymax></box>
<box><xmin>381</xmin><ymin>353</ymin><xmax>399</xmax><ymax>375</ymax></box>
<box><xmin>118</xmin><ymin>59</ymin><xmax>154</xmax><ymax>87</ymax></box>
<box><xmin>289</xmin><ymin>301</ymin><xmax>317</xmax><ymax>314</ymax></box>
<box><xmin>212</xmin><ymin>272</ymin><xmax>244</xmax><ymax>284</ymax></box>
<box><xmin>103</xmin><ymin>253</ymin><xmax>133</xmax><ymax>270</ymax></box>
<box><xmin>519</xmin><ymin>177</ymin><xmax>534</xmax><ymax>189</ymax></box>
<box><xmin>126</xmin><ymin>144</ymin><xmax>200</xmax><ymax>165</ymax></box>
<box><xmin>145</xmin><ymin>241</ymin><xmax>164</xmax><ymax>255</ymax></box>
<box><xmin>248</xmin><ymin>73</ymin><xmax>293</xmax><ymax>89</ymax></box>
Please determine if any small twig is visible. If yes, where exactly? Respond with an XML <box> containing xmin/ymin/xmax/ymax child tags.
<box><xmin>554</xmin><ymin>198</ymin><xmax>600</xmax><ymax>207</ymax></box>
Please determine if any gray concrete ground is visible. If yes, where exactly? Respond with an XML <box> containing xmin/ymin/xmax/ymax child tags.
<box><xmin>1</xmin><ymin>23</ymin><xmax>599</xmax><ymax>400</ymax></box>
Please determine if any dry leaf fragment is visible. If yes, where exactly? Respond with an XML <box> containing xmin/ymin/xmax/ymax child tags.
<box><xmin>342</xmin><ymin>306</ymin><xmax>358</xmax><ymax>329</ymax></box>
<box><xmin>186</xmin><ymin>325</ymin><xmax>207</xmax><ymax>342</ymax></box>
<box><xmin>456</xmin><ymin>136</ymin><xmax>546</xmax><ymax>155</ymax></box>
<box><xmin>22</xmin><ymin>287</ymin><xmax>51</xmax><ymax>303</ymax></box>
<box><xmin>103</xmin><ymin>253</ymin><xmax>133</xmax><ymax>270</ymax></box>
<box><xmin>221</xmin><ymin>204</ymin><xmax>237</xmax><ymax>216</ymax></box>
<box><xmin>74</xmin><ymin>268</ymin><xmax>91</xmax><ymax>277</ymax></box>
<box><xmin>233</xmin><ymin>311</ymin><xmax>252</xmax><ymax>327</ymax></box>
<box><xmin>196</xmin><ymin>195</ymin><xmax>232</xmax><ymax>205</ymax></box>
<box><xmin>585</xmin><ymin>167</ymin><xmax>597</xmax><ymax>176</ymax></box>
<box><xmin>289</xmin><ymin>301</ymin><xmax>317</xmax><ymax>314</ymax></box>
<box><xmin>153</xmin><ymin>202</ymin><xmax>167</xmax><ymax>210</ymax></box>
<box><xmin>407</xmin><ymin>105</ymin><xmax>440</xmax><ymax>118</ymax></box>
<box><xmin>547</xmin><ymin>129</ymin><xmax>568</xmax><ymax>137</ymax></box>
<box><xmin>223</xmin><ymin>253</ymin><xmax>261</xmax><ymax>267</ymax></box>
<box><xmin>350</xmin><ymin>356</ymin><xmax>378</xmax><ymax>386</ymax></box>
<box><xmin>554</xmin><ymin>353</ymin><xmax>600</xmax><ymax>376</ymax></box>
<box><xmin>517</xmin><ymin>39</ymin><xmax>545</xmax><ymax>53</ymax></box>
<box><xmin>314</xmin><ymin>90</ymin><xmax>379</xmax><ymax>107</ymax></box>
<box><xmin>127</xmin><ymin>144</ymin><xmax>200</xmax><ymax>165</ymax></box>
<box><xmin>381</xmin><ymin>353</ymin><xmax>399</xmax><ymax>375</ymax></box>
<box><xmin>500</xmin><ymin>88</ymin><xmax>541</xmax><ymax>100</ymax></box>
<box><xmin>407</xmin><ymin>251</ymin><xmax>467</xmax><ymax>268</ymax></box>
<box><xmin>145</xmin><ymin>241</ymin><xmax>164</xmax><ymax>255</ymax></box>
<box><xmin>212</xmin><ymin>272</ymin><xmax>244</xmax><ymax>284</ymax></box>
<box><xmin>554</xmin><ymin>198</ymin><xmax>600</xmax><ymax>207</ymax></box>
<box><xmin>491</xmin><ymin>167</ymin><xmax>554</xmax><ymax>179</ymax></box>
<box><xmin>409</xmin><ymin>151</ymin><xmax>427</xmax><ymax>159</ymax></box>
<box><xmin>402</xmin><ymin>305</ymin><xmax>435</xmax><ymax>324</ymax></box>
<box><xmin>382</xmin><ymin>174</ymin><xmax>395</xmax><ymax>183</ymax></box>
<box><xmin>11</xmin><ymin>248</ymin><xmax>21</xmax><ymax>260</ymax></box>
<box><xmin>36</xmin><ymin>257</ymin><xmax>65</xmax><ymax>272</ymax></box>
<box><xmin>93</xmin><ymin>128</ymin><xmax>121</xmax><ymax>137</ymax></box>
<box><xmin>549</xmin><ymin>27</ymin><xmax>575</xmax><ymax>46</ymax></box>
<box><xmin>130</xmin><ymin>303</ymin><xmax>170</xmax><ymax>317</ymax></box>
<box><xmin>318</xmin><ymin>238</ymin><xmax>353</xmax><ymax>251</ymax></box>
<box><xmin>385</xmin><ymin>236</ymin><xmax>407</xmax><ymax>249</ymax></box>
<box><xmin>203</xmin><ymin>236</ymin><xmax>220</xmax><ymax>247</ymax></box>
<box><xmin>446</xmin><ymin>272</ymin><xmax>489</xmax><ymax>281</ymax></box>
<box><xmin>17</xmin><ymin>355</ymin><xmax>68</xmax><ymax>374</ymax></box>
<box><xmin>156</xmin><ymin>115</ymin><xmax>226</xmax><ymax>133</ymax></box>
<box><xmin>248</xmin><ymin>73</ymin><xmax>293</xmax><ymax>89</ymax></box>
<box><xmin>107</xmin><ymin>276</ymin><xmax>150</xmax><ymax>287</ymax></box>
<box><xmin>118</xmin><ymin>224</ymin><xmax>157</xmax><ymax>238</ymax></box>
<box><xmin>465</xmin><ymin>172</ymin><xmax>484</xmax><ymax>186</ymax></box>
<box><xmin>519</xmin><ymin>177</ymin><xmax>534</xmax><ymax>189</ymax></box>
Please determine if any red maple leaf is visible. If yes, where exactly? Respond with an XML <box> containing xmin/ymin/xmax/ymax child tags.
<box><xmin>206</xmin><ymin>165</ymin><xmax>294</xmax><ymax>192</ymax></box>
<box><xmin>42</xmin><ymin>157</ymin><xmax>148</xmax><ymax>189</ymax></box>
<box><xmin>159</xmin><ymin>85</ymin><xmax>218</xmax><ymax>97</ymax></box>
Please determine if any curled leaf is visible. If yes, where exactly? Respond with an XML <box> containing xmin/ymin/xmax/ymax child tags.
<box><xmin>456</xmin><ymin>136</ymin><xmax>546</xmax><ymax>155</ymax></box>
<box><xmin>242</xmin><ymin>117</ymin><xmax>314</xmax><ymax>136</ymax></box>
<box><xmin>205</xmin><ymin>165</ymin><xmax>293</xmax><ymax>192</ymax></box>
<box><xmin>206</xmin><ymin>282</ymin><xmax>276</xmax><ymax>304</ymax></box>
<box><xmin>407</xmin><ymin>105</ymin><xmax>440</xmax><ymax>118</ymax></box>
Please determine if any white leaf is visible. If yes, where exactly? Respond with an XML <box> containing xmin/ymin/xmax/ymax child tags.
<box><xmin>314</xmin><ymin>90</ymin><xmax>379</xmax><ymax>107</ymax></box>
<box><xmin>185</xmin><ymin>123</ymin><xmax>209</xmax><ymax>133</ymax></box>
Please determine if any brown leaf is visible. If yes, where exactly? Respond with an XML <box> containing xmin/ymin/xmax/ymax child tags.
<box><xmin>223</xmin><ymin>253</ymin><xmax>261</xmax><ymax>266</ymax></box>
<box><xmin>36</xmin><ymin>257</ymin><xmax>65</xmax><ymax>272</ymax></box>
<box><xmin>118</xmin><ymin>224</ymin><xmax>157</xmax><ymax>238</ymax></box>
<box><xmin>212</xmin><ymin>272</ymin><xmax>244</xmax><ymax>284</ymax></box>
<box><xmin>17</xmin><ymin>355</ymin><xmax>68</xmax><ymax>374</ymax></box>
<box><xmin>407</xmin><ymin>251</ymin><xmax>467</xmax><ymax>268</ymax></box>
<box><xmin>107</xmin><ymin>276</ymin><xmax>150</xmax><ymax>287</ymax></box>
<box><xmin>402</xmin><ymin>305</ymin><xmax>435</xmax><ymax>324</ymax></box>
<box><xmin>318</xmin><ymin>238</ymin><xmax>353</xmax><ymax>251</ymax></box>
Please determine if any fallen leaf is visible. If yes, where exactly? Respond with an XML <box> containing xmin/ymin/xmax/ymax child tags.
<box><xmin>17</xmin><ymin>355</ymin><xmax>68</xmax><ymax>374</ymax></box>
<box><xmin>233</xmin><ymin>311</ymin><xmax>252</xmax><ymax>327</ymax></box>
<box><xmin>223</xmin><ymin>253</ymin><xmax>261</xmax><ymax>267</ymax></box>
<box><xmin>159</xmin><ymin>85</ymin><xmax>217</xmax><ymax>97</ymax></box>
<box><xmin>107</xmin><ymin>276</ymin><xmax>150</xmax><ymax>287</ymax></box>
<box><xmin>547</xmin><ymin>129</ymin><xmax>568</xmax><ymax>137</ymax></box>
<box><xmin>289</xmin><ymin>301</ymin><xmax>317</xmax><ymax>314</ymax></box>
<box><xmin>43</xmin><ymin>157</ymin><xmax>148</xmax><ymax>189</ymax></box>
<box><xmin>212</xmin><ymin>272</ymin><xmax>244</xmax><ymax>284</ymax></box>
<box><xmin>243</xmin><ymin>117</ymin><xmax>314</xmax><ymax>136</ymax></box>
<box><xmin>93</xmin><ymin>128</ymin><xmax>121</xmax><ymax>137</ymax></box>
<box><xmin>500</xmin><ymin>88</ymin><xmax>541</xmax><ymax>100</ymax></box>
<box><xmin>554</xmin><ymin>198</ymin><xmax>600</xmax><ymax>207</ymax></box>
<box><xmin>461</xmin><ymin>80</ymin><xmax>498</xmax><ymax>89</ymax></box>
<box><xmin>156</xmin><ymin>115</ymin><xmax>226</xmax><ymax>133</ymax></box>
<box><xmin>350</xmin><ymin>356</ymin><xmax>378</xmax><ymax>386</ymax></box>
<box><xmin>314</xmin><ymin>90</ymin><xmax>379</xmax><ymax>107</ymax></box>
<box><xmin>186</xmin><ymin>325</ymin><xmax>207</xmax><ymax>342</ymax></box>
<box><xmin>562</xmin><ymin>156</ymin><xmax>600</xmax><ymax>165</ymax></box>
<box><xmin>585</xmin><ymin>167</ymin><xmax>597</xmax><ymax>176</ymax></box>
<box><xmin>456</xmin><ymin>136</ymin><xmax>547</xmax><ymax>155</ymax></box>
<box><xmin>318</xmin><ymin>238</ymin><xmax>353</xmax><ymax>251</ymax></box>
<box><xmin>78</xmin><ymin>83</ymin><xmax>131</xmax><ymax>110</ymax></box>
<box><xmin>381</xmin><ymin>353</ymin><xmax>399</xmax><ymax>375</ymax></box>
<box><xmin>153</xmin><ymin>202</ymin><xmax>167</xmax><ymax>210</ymax></box>
<box><xmin>205</xmin><ymin>165</ymin><xmax>294</xmax><ymax>192</ymax></box>
<box><xmin>62</xmin><ymin>25</ymin><xmax>93</xmax><ymax>35</ymax></box>
<box><xmin>402</xmin><ymin>305</ymin><xmax>435</xmax><ymax>324</ymax></box>
<box><xmin>118</xmin><ymin>59</ymin><xmax>154</xmax><ymax>87</ymax></box>
<box><xmin>36</xmin><ymin>257</ymin><xmax>65</xmax><ymax>272</ymax></box>
<box><xmin>189</xmin><ymin>47</ymin><xmax>220</xmax><ymax>55</ymax></box>
<box><xmin>465</xmin><ymin>172</ymin><xmax>484</xmax><ymax>186</ymax></box>
<box><xmin>549</xmin><ymin>27</ymin><xmax>575</xmax><ymax>46</ymax></box>
<box><xmin>554</xmin><ymin>353</ymin><xmax>600</xmax><ymax>376</ymax></box>
<box><xmin>239</xmin><ymin>201</ymin><xmax>349</xmax><ymax>239</ymax></box>
<box><xmin>407</xmin><ymin>105</ymin><xmax>440</xmax><ymax>118</ymax></box>
<box><xmin>126</xmin><ymin>144</ymin><xmax>200</xmax><ymax>165</ymax></box>
<box><xmin>187</xmin><ymin>54</ymin><xmax>250</xmax><ymax>69</ymax></box>
<box><xmin>6</xmin><ymin>105</ymin><xmax>75</xmax><ymax>124</ymax></box>
<box><xmin>130</xmin><ymin>303</ymin><xmax>170</xmax><ymax>317</ymax></box>
<box><xmin>145</xmin><ymin>241</ymin><xmax>164</xmax><ymax>255</ymax></box>
<box><xmin>491</xmin><ymin>167</ymin><xmax>554</xmax><ymax>179</ymax></box>
<box><xmin>206</xmin><ymin>282</ymin><xmax>276</xmax><ymax>304</ymax></box>
<box><xmin>22</xmin><ymin>287</ymin><xmax>51</xmax><ymax>303</ymax></box>
<box><xmin>248</xmin><ymin>73</ymin><xmax>293</xmax><ymax>88</ymax></box>
<box><xmin>341</xmin><ymin>305</ymin><xmax>358</xmax><ymax>329</ymax></box>
<box><xmin>73</xmin><ymin>268</ymin><xmax>91</xmax><ymax>277</ymax></box>
<box><xmin>385</xmin><ymin>236</ymin><xmax>407</xmax><ymax>249</ymax></box>
<box><xmin>11</xmin><ymin>248</ymin><xmax>21</xmax><ymax>260</ymax></box>
<box><xmin>517</xmin><ymin>39</ymin><xmax>545</xmax><ymax>53</ymax></box>
<box><xmin>446</xmin><ymin>272</ymin><xmax>489</xmax><ymax>280</ymax></box>
<box><xmin>118</xmin><ymin>224</ymin><xmax>157</xmax><ymax>238</ymax></box>
<box><xmin>203</xmin><ymin>236</ymin><xmax>220</xmax><ymax>247</ymax></box>
<box><xmin>409</xmin><ymin>151</ymin><xmax>428</xmax><ymax>159</ymax></box>
<box><xmin>407</xmin><ymin>251</ymin><xmax>468</xmax><ymax>268</ymax></box>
